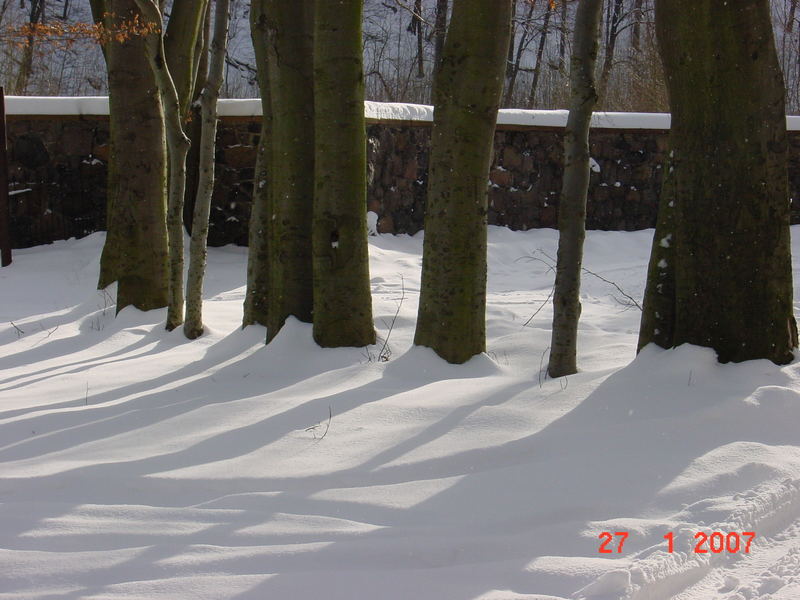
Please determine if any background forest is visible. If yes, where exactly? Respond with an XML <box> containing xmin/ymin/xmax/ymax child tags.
<box><xmin>3</xmin><ymin>0</ymin><xmax>800</xmax><ymax>113</ymax></box>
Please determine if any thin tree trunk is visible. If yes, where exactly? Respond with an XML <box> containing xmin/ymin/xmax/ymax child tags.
<box><xmin>597</xmin><ymin>0</ymin><xmax>623</xmax><ymax>106</ymax></box>
<box><xmin>312</xmin><ymin>0</ymin><xmax>375</xmax><ymax>348</ymax></box>
<box><xmin>547</xmin><ymin>0</ymin><xmax>603</xmax><ymax>378</ymax></box>
<box><xmin>265</xmin><ymin>0</ymin><xmax>315</xmax><ymax>341</ymax></box>
<box><xmin>638</xmin><ymin>0</ymin><xmax>797</xmax><ymax>365</ymax></box>
<box><xmin>0</xmin><ymin>86</ymin><xmax>10</xmax><ymax>267</ymax></box>
<box><xmin>243</xmin><ymin>0</ymin><xmax>272</xmax><ymax>328</ymax></box>
<box><xmin>527</xmin><ymin>2</ymin><xmax>552</xmax><ymax>108</ymax></box>
<box><xmin>414</xmin><ymin>0</ymin><xmax>513</xmax><ymax>364</ymax></box>
<box><xmin>184</xmin><ymin>0</ymin><xmax>230</xmax><ymax>339</ymax></box>
<box><xmin>134</xmin><ymin>0</ymin><xmax>193</xmax><ymax>331</ymax></box>
<box><xmin>559</xmin><ymin>0</ymin><xmax>568</xmax><ymax>70</ymax></box>
<box><xmin>413</xmin><ymin>0</ymin><xmax>424</xmax><ymax>79</ymax></box>
<box><xmin>163</xmin><ymin>0</ymin><xmax>209</xmax><ymax>117</ymax></box>
<box><xmin>183</xmin><ymin>2</ymin><xmax>211</xmax><ymax>235</ymax></box>
<box><xmin>503</xmin><ymin>0</ymin><xmax>534</xmax><ymax>107</ymax></box>
<box><xmin>93</xmin><ymin>0</ymin><xmax>169</xmax><ymax>311</ymax></box>
<box><xmin>632</xmin><ymin>0</ymin><xmax>644</xmax><ymax>52</ymax></box>
<box><xmin>434</xmin><ymin>0</ymin><xmax>448</xmax><ymax>73</ymax></box>
<box><xmin>506</xmin><ymin>0</ymin><xmax>517</xmax><ymax>80</ymax></box>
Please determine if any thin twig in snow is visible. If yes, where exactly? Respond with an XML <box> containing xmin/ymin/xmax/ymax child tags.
<box><xmin>378</xmin><ymin>275</ymin><xmax>405</xmax><ymax>362</ymax></box>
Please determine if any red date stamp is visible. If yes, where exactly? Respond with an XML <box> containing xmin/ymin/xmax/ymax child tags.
<box><xmin>598</xmin><ymin>531</ymin><xmax>755</xmax><ymax>554</ymax></box>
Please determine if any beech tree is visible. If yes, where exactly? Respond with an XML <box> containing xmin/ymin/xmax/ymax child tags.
<box><xmin>548</xmin><ymin>0</ymin><xmax>603</xmax><ymax>378</ymax></box>
<box><xmin>90</xmin><ymin>0</ymin><xmax>169</xmax><ymax>313</ymax></box>
<box><xmin>184</xmin><ymin>0</ymin><xmax>230</xmax><ymax>339</ymax></box>
<box><xmin>133</xmin><ymin>0</ymin><xmax>208</xmax><ymax>331</ymax></box>
<box><xmin>312</xmin><ymin>0</ymin><xmax>376</xmax><ymax>347</ymax></box>
<box><xmin>638</xmin><ymin>0</ymin><xmax>797</xmax><ymax>364</ymax></box>
<box><xmin>242</xmin><ymin>0</ymin><xmax>271</xmax><ymax>329</ymax></box>
<box><xmin>414</xmin><ymin>0</ymin><xmax>513</xmax><ymax>364</ymax></box>
<box><xmin>91</xmin><ymin>0</ymin><xmax>207</xmax><ymax>321</ymax></box>
<box><xmin>262</xmin><ymin>0</ymin><xmax>315</xmax><ymax>342</ymax></box>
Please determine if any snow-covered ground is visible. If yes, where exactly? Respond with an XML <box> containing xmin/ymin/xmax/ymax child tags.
<box><xmin>1</xmin><ymin>227</ymin><xmax>800</xmax><ymax>600</ymax></box>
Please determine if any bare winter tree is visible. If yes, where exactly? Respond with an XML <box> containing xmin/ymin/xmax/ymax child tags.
<box><xmin>184</xmin><ymin>0</ymin><xmax>230</xmax><ymax>340</ymax></box>
<box><xmin>548</xmin><ymin>0</ymin><xmax>603</xmax><ymax>378</ymax></box>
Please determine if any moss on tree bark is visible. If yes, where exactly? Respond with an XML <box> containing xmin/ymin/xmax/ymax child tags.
<box><xmin>311</xmin><ymin>0</ymin><xmax>375</xmax><ymax>348</ymax></box>
<box><xmin>638</xmin><ymin>0</ymin><xmax>798</xmax><ymax>364</ymax></box>
<box><xmin>413</xmin><ymin>0</ymin><xmax>513</xmax><ymax>364</ymax></box>
<box><xmin>264</xmin><ymin>0</ymin><xmax>315</xmax><ymax>342</ymax></box>
<box><xmin>92</xmin><ymin>0</ymin><xmax>169</xmax><ymax>313</ymax></box>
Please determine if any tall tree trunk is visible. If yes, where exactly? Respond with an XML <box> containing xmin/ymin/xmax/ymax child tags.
<box><xmin>92</xmin><ymin>0</ymin><xmax>169</xmax><ymax>312</ymax></box>
<box><xmin>414</xmin><ymin>0</ymin><xmax>513</xmax><ymax>364</ymax></box>
<box><xmin>527</xmin><ymin>2</ymin><xmax>552</xmax><ymax>108</ymax></box>
<box><xmin>243</xmin><ymin>0</ymin><xmax>272</xmax><ymax>328</ymax></box>
<box><xmin>638</xmin><ymin>0</ymin><xmax>797</xmax><ymax>365</ymax></box>
<box><xmin>184</xmin><ymin>0</ymin><xmax>230</xmax><ymax>340</ymax></box>
<box><xmin>547</xmin><ymin>0</ymin><xmax>603</xmax><ymax>378</ymax></box>
<box><xmin>134</xmin><ymin>0</ymin><xmax>193</xmax><ymax>331</ymax></box>
<box><xmin>265</xmin><ymin>0</ymin><xmax>315</xmax><ymax>341</ymax></box>
<box><xmin>312</xmin><ymin>0</ymin><xmax>375</xmax><ymax>348</ymax></box>
<box><xmin>596</xmin><ymin>0</ymin><xmax>623</xmax><ymax>106</ymax></box>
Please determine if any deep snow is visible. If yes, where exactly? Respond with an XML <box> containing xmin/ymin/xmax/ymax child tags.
<box><xmin>1</xmin><ymin>227</ymin><xmax>800</xmax><ymax>599</ymax></box>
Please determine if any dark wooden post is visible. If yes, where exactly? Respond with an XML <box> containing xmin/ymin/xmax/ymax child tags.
<box><xmin>0</xmin><ymin>86</ymin><xmax>10</xmax><ymax>267</ymax></box>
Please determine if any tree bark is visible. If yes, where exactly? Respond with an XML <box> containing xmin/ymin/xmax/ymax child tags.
<box><xmin>92</xmin><ymin>0</ymin><xmax>169</xmax><ymax>312</ymax></box>
<box><xmin>638</xmin><ymin>0</ymin><xmax>797</xmax><ymax>365</ymax></box>
<box><xmin>182</xmin><ymin>2</ymin><xmax>211</xmax><ymax>235</ymax></box>
<box><xmin>243</xmin><ymin>0</ymin><xmax>272</xmax><ymax>329</ymax></box>
<box><xmin>163</xmin><ymin>0</ymin><xmax>209</xmax><ymax>118</ymax></box>
<box><xmin>184</xmin><ymin>0</ymin><xmax>230</xmax><ymax>340</ymax></box>
<box><xmin>312</xmin><ymin>0</ymin><xmax>376</xmax><ymax>348</ymax></box>
<box><xmin>547</xmin><ymin>0</ymin><xmax>603</xmax><ymax>378</ymax></box>
<box><xmin>414</xmin><ymin>0</ymin><xmax>513</xmax><ymax>364</ymax></box>
<box><xmin>264</xmin><ymin>0</ymin><xmax>315</xmax><ymax>341</ymax></box>
<box><xmin>134</xmin><ymin>0</ymin><xmax>193</xmax><ymax>331</ymax></box>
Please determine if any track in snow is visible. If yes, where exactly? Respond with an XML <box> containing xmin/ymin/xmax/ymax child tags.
<box><xmin>672</xmin><ymin>517</ymin><xmax>800</xmax><ymax>600</ymax></box>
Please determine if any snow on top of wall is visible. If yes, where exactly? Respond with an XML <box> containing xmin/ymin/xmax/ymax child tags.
<box><xmin>364</xmin><ymin>101</ymin><xmax>433</xmax><ymax>122</ymax></box>
<box><xmin>6</xmin><ymin>96</ymin><xmax>800</xmax><ymax>131</ymax></box>
<box><xmin>5</xmin><ymin>96</ymin><xmax>110</xmax><ymax>116</ymax></box>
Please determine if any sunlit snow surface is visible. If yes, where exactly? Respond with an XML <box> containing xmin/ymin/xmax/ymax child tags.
<box><xmin>2</xmin><ymin>227</ymin><xmax>800</xmax><ymax>599</ymax></box>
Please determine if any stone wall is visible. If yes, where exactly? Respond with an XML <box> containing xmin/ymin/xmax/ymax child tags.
<box><xmin>6</xmin><ymin>113</ymin><xmax>800</xmax><ymax>248</ymax></box>
<box><xmin>366</xmin><ymin>123</ymin><xmax>669</xmax><ymax>235</ymax></box>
